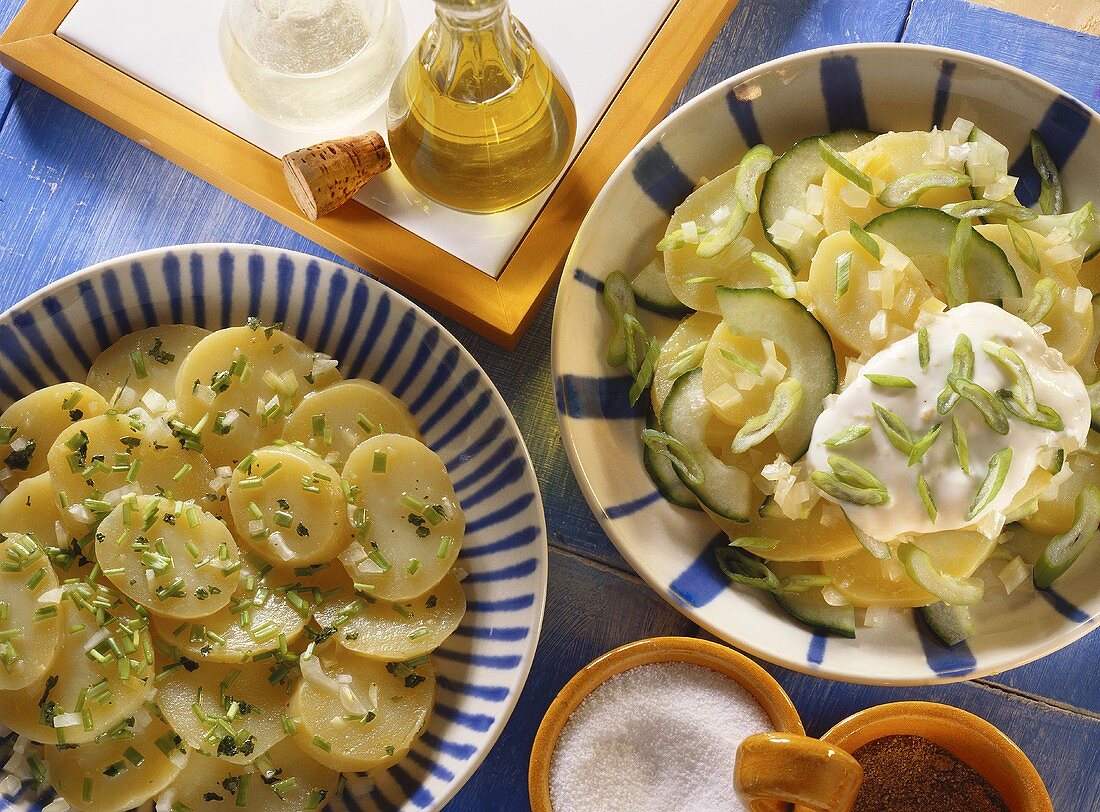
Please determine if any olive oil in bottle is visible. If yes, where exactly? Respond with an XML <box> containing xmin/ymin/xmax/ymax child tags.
<box><xmin>386</xmin><ymin>0</ymin><xmax>577</xmax><ymax>213</ymax></box>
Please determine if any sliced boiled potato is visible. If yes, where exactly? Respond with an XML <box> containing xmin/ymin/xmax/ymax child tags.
<box><xmin>227</xmin><ymin>445</ymin><xmax>352</xmax><ymax>567</ymax></box>
<box><xmin>48</xmin><ymin>413</ymin><xmax>218</xmax><ymax>536</ymax></box>
<box><xmin>154</xmin><ymin>555</ymin><xmax>309</xmax><ymax>663</ymax></box>
<box><xmin>0</xmin><ymin>585</ymin><xmax>153</xmax><ymax>744</ymax></box>
<box><xmin>0</xmin><ymin>533</ymin><xmax>62</xmax><ymax>690</ymax></box>
<box><xmin>289</xmin><ymin>644</ymin><xmax>435</xmax><ymax>772</ymax></box>
<box><xmin>799</xmin><ymin>231</ymin><xmax>937</xmax><ymax>355</ymax></box>
<box><xmin>1020</xmin><ymin>450</ymin><xmax>1100</xmax><ymax>535</ymax></box>
<box><xmin>701</xmin><ymin>323</ymin><xmax>788</xmax><ymax>427</ymax></box>
<box><xmin>0</xmin><ymin>383</ymin><xmax>109</xmax><ymax>487</ymax></box>
<box><xmin>156</xmin><ymin>737</ymin><xmax>339</xmax><ymax>811</ymax></box>
<box><xmin>1079</xmin><ymin>252</ymin><xmax>1100</xmax><ymax>294</ymax></box>
<box><xmin>340</xmin><ymin>435</ymin><xmax>463</xmax><ymax>600</ymax></box>
<box><xmin>750</xmin><ymin>501</ymin><xmax>864</xmax><ymax>563</ymax></box>
<box><xmin>87</xmin><ymin>325</ymin><xmax>211</xmax><ymax>405</ymax></box>
<box><xmin>823</xmin><ymin>530</ymin><xmax>996</xmax><ymax>607</ymax></box>
<box><xmin>96</xmin><ymin>495</ymin><xmax>239</xmax><ymax>619</ymax></box>
<box><xmin>820</xmin><ymin>131</ymin><xmax>971</xmax><ymax>232</ymax></box>
<box><xmin>157</xmin><ymin>659</ymin><xmax>290</xmax><ymax>764</ymax></box>
<box><xmin>0</xmin><ymin>472</ymin><xmax>68</xmax><ymax>548</ymax></box>
<box><xmin>45</xmin><ymin>708</ymin><xmax>186</xmax><ymax>812</ymax></box>
<box><xmin>311</xmin><ymin>564</ymin><xmax>466</xmax><ymax>661</ymax></box>
<box><xmin>652</xmin><ymin>312</ymin><xmax>720</xmax><ymax>416</ymax></box>
<box><xmin>980</xmin><ymin>224</ymin><xmax>1093</xmax><ymax>365</ymax></box>
<box><xmin>662</xmin><ymin>163</ymin><xmax>782</xmax><ymax>313</ymax></box>
<box><xmin>174</xmin><ymin>326</ymin><xmax>342</xmax><ymax>468</ymax></box>
<box><xmin>283</xmin><ymin>379</ymin><xmax>421</xmax><ymax>468</ymax></box>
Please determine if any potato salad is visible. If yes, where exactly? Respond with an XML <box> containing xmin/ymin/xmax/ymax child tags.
<box><xmin>0</xmin><ymin>320</ymin><xmax>465</xmax><ymax>810</ymax></box>
<box><xmin>607</xmin><ymin>120</ymin><xmax>1100</xmax><ymax>644</ymax></box>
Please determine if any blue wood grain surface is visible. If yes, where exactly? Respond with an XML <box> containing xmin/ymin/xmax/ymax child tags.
<box><xmin>0</xmin><ymin>0</ymin><xmax>1097</xmax><ymax>809</ymax></box>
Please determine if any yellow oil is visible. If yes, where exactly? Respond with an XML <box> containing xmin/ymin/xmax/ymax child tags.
<box><xmin>387</xmin><ymin>11</ymin><xmax>577</xmax><ymax>213</ymax></box>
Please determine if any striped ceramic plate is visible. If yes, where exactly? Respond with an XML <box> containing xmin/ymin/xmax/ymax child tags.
<box><xmin>553</xmin><ymin>43</ymin><xmax>1100</xmax><ymax>685</ymax></box>
<box><xmin>0</xmin><ymin>244</ymin><xmax>546</xmax><ymax>810</ymax></box>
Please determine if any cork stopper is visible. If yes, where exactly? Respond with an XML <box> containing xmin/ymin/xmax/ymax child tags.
<box><xmin>282</xmin><ymin>132</ymin><xmax>391</xmax><ymax>220</ymax></box>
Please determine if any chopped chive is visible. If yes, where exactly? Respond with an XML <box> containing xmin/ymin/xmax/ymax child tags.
<box><xmin>236</xmin><ymin>453</ymin><xmax>256</xmax><ymax>473</ymax></box>
<box><xmin>236</xmin><ymin>773</ymin><xmax>251</xmax><ymax>807</ymax></box>
<box><xmin>409</xmin><ymin>628</ymin><xmax>430</xmax><ymax>640</ymax></box>
<box><xmin>849</xmin><ymin>220</ymin><xmax>881</xmax><ymax>261</ymax></box>
<box><xmin>129</xmin><ymin>350</ymin><xmax>148</xmax><ymax>380</ymax></box>
<box><xmin>312</xmin><ymin>414</ymin><xmax>326</xmax><ymax>438</ymax></box>
<box><xmin>238</xmin><ymin>477</ymin><xmax>263</xmax><ymax>489</ymax></box>
<box><xmin>357</xmin><ymin>412</ymin><xmax>375</xmax><ymax>434</ymax></box>
<box><xmin>123</xmin><ymin>746</ymin><xmax>145</xmax><ymax>766</ymax></box>
<box><xmin>367</xmin><ymin>549</ymin><xmax>392</xmax><ymax>573</ymax></box>
<box><xmin>260</xmin><ymin>463</ymin><xmax>282</xmax><ymax>479</ymax></box>
<box><xmin>436</xmin><ymin>536</ymin><xmax>454</xmax><ymax>559</ymax></box>
<box><xmin>247</xmin><ymin>502</ymin><xmax>263</xmax><ymax>520</ymax></box>
<box><xmin>62</xmin><ymin>390</ymin><xmax>83</xmax><ymax>410</ymax></box>
<box><xmin>372</xmin><ymin>451</ymin><xmax>387</xmax><ymax>473</ymax></box>
<box><xmin>82</xmin><ymin>776</ymin><xmax>93</xmax><ymax>804</ymax></box>
<box><xmin>819</xmin><ymin>139</ymin><xmax>874</xmax><ymax>193</ymax></box>
<box><xmin>312</xmin><ymin>735</ymin><xmax>331</xmax><ymax>752</ymax></box>
<box><xmin>172</xmin><ymin>463</ymin><xmax>192</xmax><ymax>482</ymax></box>
<box><xmin>25</xmin><ymin>568</ymin><xmax>45</xmax><ymax>590</ymax></box>
<box><xmin>823</xmin><ymin>424</ymin><xmax>871</xmax><ymax>447</ymax></box>
<box><xmin>406</xmin><ymin>558</ymin><xmax>421</xmax><ymax>575</ymax></box>
<box><xmin>273</xmin><ymin>510</ymin><xmax>293</xmax><ymax>528</ymax></box>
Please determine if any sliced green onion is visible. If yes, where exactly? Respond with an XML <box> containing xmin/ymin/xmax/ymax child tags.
<box><xmin>834</xmin><ymin>251</ymin><xmax>852</xmax><ymax>301</ymax></box>
<box><xmin>942</xmin><ymin>200</ymin><xmax>1038</xmax><ymax>222</ymax></box>
<box><xmin>898</xmin><ymin>542</ymin><xmax>984</xmax><ymax>605</ymax></box>
<box><xmin>877</xmin><ymin>169</ymin><xmax>970</xmax><ymax>208</ymax></box>
<box><xmin>828</xmin><ymin>454</ymin><xmax>887</xmax><ymax>492</ymax></box>
<box><xmin>819</xmin><ymin>139</ymin><xmax>874</xmax><ymax>194</ymax></box>
<box><xmin>872</xmin><ymin>402</ymin><xmax>913</xmax><ymax>455</ymax></box>
<box><xmin>1069</xmin><ymin>201</ymin><xmax>1096</xmax><ymax>243</ymax></box>
<box><xmin>966</xmin><ymin>447</ymin><xmax>1013</xmax><ymax>520</ymax></box>
<box><xmin>697</xmin><ymin>204</ymin><xmax>751</xmax><ymax>259</ymax></box>
<box><xmin>372</xmin><ymin>450</ymin><xmax>388</xmax><ymax>473</ymax></box>
<box><xmin>628</xmin><ymin>328</ymin><xmax>661</xmax><ymax>406</ymax></box>
<box><xmin>1030</xmin><ymin>129</ymin><xmax>1063</xmax><ymax>215</ymax></box>
<box><xmin>951</xmin><ymin>415</ymin><xmax>969</xmax><ymax>475</ymax></box>
<box><xmin>667</xmin><ymin>341</ymin><xmax>708</xmax><ymax>380</ymax></box>
<box><xmin>908</xmin><ymin>423</ymin><xmax>943</xmax><ymax>467</ymax></box>
<box><xmin>730</xmin><ymin>378</ymin><xmax>803</xmax><ymax>454</ymax></box>
<box><xmin>949</xmin><ymin>375</ymin><xmax>1009</xmax><ymax>435</ymax></box>
<box><xmin>918</xmin><ymin>327</ymin><xmax>930</xmax><ymax>371</ymax></box>
<box><xmin>734</xmin><ymin>144</ymin><xmax>775</xmax><ymax>214</ymax></box>
<box><xmin>728</xmin><ymin>536</ymin><xmax>780</xmax><ymax>551</ymax></box>
<box><xmin>641</xmin><ymin>428</ymin><xmax>704</xmax><ymax>486</ymax></box>
<box><xmin>866</xmin><ymin>374</ymin><xmax>915</xmax><ymax>389</ymax></box>
<box><xmin>998</xmin><ymin>394</ymin><xmax>1064</xmax><ymax>430</ymax></box>
<box><xmin>982</xmin><ymin>341</ymin><xmax>1036</xmax><ymax>417</ymax></box>
<box><xmin>1007</xmin><ymin>219</ymin><xmax>1041</xmax><ymax>271</ymax></box>
<box><xmin>1017</xmin><ymin>278</ymin><xmax>1058</xmax><ymax>326</ymax></box>
<box><xmin>917</xmin><ymin>475</ymin><xmax>937</xmax><ymax>522</ymax></box>
<box><xmin>602</xmin><ymin>270</ymin><xmax>636</xmax><ymax>369</ymax></box>
<box><xmin>849</xmin><ymin>221</ymin><xmax>881</xmax><ymax>261</ymax></box>
<box><xmin>715</xmin><ymin>546</ymin><xmax>781</xmax><ymax>592</ymax></box>
<box><xmin>1035</xmin><ymin>485</ymin><xmax>1100</xmax><ymax>588</ymax></box>
<box><xmin>811</xmin><ymin>471</ymin><xmax>888</xmax><ymax>507</ymax></box>
<box><xmin>719</xmin><ymin>347</ymin><xmax>761</xmax><ymax>377</ymax></box>
<box><xmin>823</xmin><ymin>424</ymin><xmax>871</xmax><ymax>447</ymax></box>
<box><xmin>946</xmin><ymin>217</ymin><xmax>973</xmax><ymax>307</ymax></box>
<box><xmin>936</xmin><ymin>334</ymin><xmax>974</xmax><ymax>414</ymax></box>
<box><xmin>751</xmin><ymin>251</ymin><xmax>796</xmax><ymax>299</ymax></box>
<box><xmin>129</xmin><ymin>350</ymin><xmax>148</xmax><ymax>380</ymax></box>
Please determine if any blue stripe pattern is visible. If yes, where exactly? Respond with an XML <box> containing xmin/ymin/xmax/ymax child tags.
<box><xmin>1008</xmin><ymin>94</ymin><xmax>1092</xmax><ymax>207</ymax></box>
<box><xmin>0</xmin><ymin>246</ymin><xmax>546</xmax><ymax>812</ymax></box>
<box><xmin>931</xmin><ymin>60</ymin><xmax>956</xmax><ymax>129</ymax></box>
<box><xmin>820</xmin><ymin>54</ymin><xmax>869</xmax><ymax>132</ymax></box>
<box><xmin>726</xmin><ymin>87</ymin><xmax>763</xmax><ymax>144</ymax></box>
<box><xmin>631</xmin><ymin>142</ymin><xmax>694</xmax><ymax>214</ymax></box>
<box><xmin>1038</xmin><ymin>588</ymin><xmax>1089</xmax><ymax>623</ymax></box>
<box><xmin>668</xmin><ymin>535</ymin><xmax>728</xmax><ymax>608</ymax></box>
<box><xmin>556</xmin><ymin>374</ymin><xmax>643</xmax><ymax>419</ymax></box>
<box><xmin>807</xmin><ymin>633</ymin><xmax>827</xmax><ymax>666</ymax></box>
<box><xmin>916</xmin><ymin>611</ymin><xmax>977</xmax><ymax>677</ymax></box>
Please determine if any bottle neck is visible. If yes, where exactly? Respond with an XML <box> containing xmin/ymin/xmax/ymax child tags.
<box><xmin>435</xmin><ymin>0</ymin><xmax>509</xmax><ymax>29</ymax></box>
<box><xmin>427</xmin><ymin>0</ymin><xmax>527</xmax><ymax>101</ymax></box>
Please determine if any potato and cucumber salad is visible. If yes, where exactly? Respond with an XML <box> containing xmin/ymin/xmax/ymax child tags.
<box><xmin>608</xmin><ymin>119</ymin><xmax>1100</xmax><ymax>644</ymax></box>
<box><xmin>0</xmin><ymin>320</ymin><xmax>466</xmax><ymax>810</ymax></box>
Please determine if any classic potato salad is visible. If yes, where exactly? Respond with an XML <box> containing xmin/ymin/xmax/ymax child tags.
<box><xmin>0</xmin><ymin>320</ymin><xmax>466</xmax><ymax>810</ymax></box>
<box><xmin>607</xmin><ymin>119</ymin><xmax>1100</xmax><ymax>643</ymax></box>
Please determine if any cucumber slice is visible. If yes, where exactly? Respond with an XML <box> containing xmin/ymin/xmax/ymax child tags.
<box><xmin>760</xmin><ymin>129</ymin><xmax>875</xmax><ymax>272</ymax></box>
<box><xmin>660</xmin><ymin>369</ymin><xmax>752</xmax><ymax>521</ymax></box>
<box><xmin>642</xmin><ymin>410</ymin><xmax>700</xmax><ymax>510</ymax></box>
<box><xmin>898</xmin><ymin>542</ymin><xmax>985</xmax><ymax>605</ymax></box>
<box><xmin>919</xmin><ymin>601</ymin><xmax>974</xmax><ymax>647</ymax></box>
<box><xmin>770</xmin><ymin>562</ymin><xmax>856</xmax><ymax>638</ymax></box>
<box><xmin>864</xmin><ymin>207</ymin><xmax>1021</xmax><ymax>302</ymax></box>
<box><xmin>715</xmin><ymin>287</ymin><xmax>838</xmax><ymax>460</ymax></box>
<box><xmin>631</xmin><ymin>257</ymin><xmax>690</xmax><ymax>317</ymax></box>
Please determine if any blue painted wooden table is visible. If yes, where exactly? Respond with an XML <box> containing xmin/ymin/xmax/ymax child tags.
<box><xmin>0</xmin><ymin>0</ymin><xmax>1098</xmax><ymax>809</ymax></box>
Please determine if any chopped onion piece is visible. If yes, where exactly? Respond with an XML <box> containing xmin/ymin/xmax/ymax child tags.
<box><xmin>868</xmin><ymin>310</ymin><xmax>888</xmax><ymax>340</ymax></box>
<box><xmin>804</xmin><ymin>183</ymin><xmax>825</xmax><ymax>216</ymax></box>
<box><xmin>300</xmin><ymin>653</ymin><xmax>340</xmax><ymax>693</ymax></box>
<box><xmin>52</xmin><ymin>712</ymin><xmax>82</xmax><ymax>729</ymax></box>
<box><xmin>1074</xmin><ymin>285</ymin><xmax>1091</xmax><ymax>315</ymax></box>
<box><xmin>710</xmin><ymin>205</ymin><xmax>732</xmax><ymax>226</ymax></box>
<box><xmin>681</xmin><ymin>220</ymin><xmax>699</xmax><ymax>244</ymax></box>
<box><xmin>37</xmin><ymin>587</ymin><xmax>63</xmax><ymax>605</ymax></box>
<box><xmin>867</xmin><ymin>270</ymin><xmax>882</xmax><ymax>292</ymax></box>
<box><xmin>768</xmin><ymin>219</ymin><xmax>804</xmax><ymax>250</ymax></box>
<box><xmin>268</xmin><ymin>531</ymin><xmax>293</xmax><ymax>561</ymax></box>
<box><xmin>0</xmin><ymin>775</ymin><xmax>21</xmax><ymax>797</ymax></box>
<box><xmin>784</xmin><ymin>207</ymin><xmax>824</xmax><ymax>237</ymax></box>
<box><xmin>339</xmin><ymin>685</ymin><xmax>370</xmax><ymax>715</ymax></box>
<box><xmin>822</xmin><ymin>585</ymin><xmax>850</xmax><ymax>606</ymax></box>
<box><xmin>839</xmin><ymin>182</ymin><xmax>872</xmax><ymax>209</ymax></box>
<box><xmin>998</xmin><ymin>556</ymin><xmax>1030</xmax><ymax>595</ymax></box>
<box><xmin>863</xmin><ymin>604</ymin><xmax>894</xmax><ymax>627</ymax></box>
<box><xmin>949</xmin><ymin>117</ymin><xmax>975</xmax><ymax>143</ymax></box>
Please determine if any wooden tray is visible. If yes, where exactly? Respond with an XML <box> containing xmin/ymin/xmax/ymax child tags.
<box><xmin>0</xmin><ymin>0</ymin><xmax>738</xmax><ymax>348</ymax></box>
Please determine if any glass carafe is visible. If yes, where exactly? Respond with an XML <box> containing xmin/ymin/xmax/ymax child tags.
<box><xmin>386</xmin><ymin>0</ymin><xmax>577</xmax><ymax>213</ymax></box>
<box><xmin>221</xmin><ymin>0</ymin><xmax>406</xmax><ymax>131</ymax></box>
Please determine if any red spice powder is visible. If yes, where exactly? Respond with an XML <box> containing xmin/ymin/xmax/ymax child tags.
<box><xmin>851</xmin><ymin>734</ymin><xmax>1009</xmax><ymax>812</ymax></box>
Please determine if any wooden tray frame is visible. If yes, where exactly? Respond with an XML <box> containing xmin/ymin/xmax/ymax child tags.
<box><xmin>0</xmin><ymin>0</ymin><xmax>737</xmax><ymax>347</ymax></box>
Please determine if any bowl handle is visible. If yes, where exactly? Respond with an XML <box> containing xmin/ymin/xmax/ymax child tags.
<box><xmin>734</xmin><ymin>732</ymin><xmax>864</xmax><ymax>812</ymax></box>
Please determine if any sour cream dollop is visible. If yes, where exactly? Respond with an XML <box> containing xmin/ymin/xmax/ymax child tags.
<box><xmin>807</xmin><ymin>302</ymin><xmax>1089</xmax><ymax>540</ymax></box>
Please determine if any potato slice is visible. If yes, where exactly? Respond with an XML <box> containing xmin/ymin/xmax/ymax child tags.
<box><xmin>0</xmin><ymin>472</ymin><xmax>67</xmax><ymax>546</ymax></box>
<box><xmin>823</xmin><ymin>530</ymin><xmax>996</xmax><ymax>607</ymax></box>
<box><xmin>0</xmin><ymin>533</ymin><xmax>62</xmax><ymax>690</ymax></box>
<box><xmin>283</xmin><ymin>379</ymin><xmax>421</xmax><ymax>469</ymax></box>
<box><xmin>48</xmin><ymin>413</ymin><xmax>218</xmax><ymax>536</ymax></box>
<box><xmin>750</xmin><ymin>501</ymin><xmax>863</xmax><ymax>563</ymax></box>
<box><xmin>0</xmin><ymin>383</ymin><xmax>109</xmax><ymax>487</ymax></box>
<box><xmin>154</xmin><ymin>555</ymin><xmax>309</xmax><ymax>662</ymax></box>
<box><xmin>157</xmin><ymin>659</ymin><xmax>290</xmax><ymax>764</ymax></box>
<box><xmin>311</xmin><ymin>564</ymin><xmax>465</xmax><ymax>661</ymax></box>
<box><xmin>45</xmin><ymin>707</ymin><xmax>186</xmax><ymax>812</ymax></box>
<box><xmin>799</xmin><ymin>231</ymin><xmax>936</xmax><ymax>356</ymax></box>
<box><xmin>227</xmin><ymin>445</ymin><xmax>352</xmax><ymax>567</ymax></box>
<box><xmin>0</xmin><ymin>584</ymin><xmax>153</xmax><ymax>744</ymax></box>
<box><xmin>340</xmin><ymin>435</ymin><xmax>463</xmax><ymax>600</ymax></box>
<box><xmin>652</xmin><ymin>312</ymin><xmax>720</xmax><ymax>416</ymax></box>
<box><xmin>289</xmin><ymin>644</ymin><xmax>435</xmax><ymax>772</ymax></box>
<box><xmin>1020</xmin><ymin>450</ymin><xmax>1100</xmax><ymax>536</ymax></box>
<box><xmin>701</xmin><ymin>323</ymin><xmax>788</xmax><ymax>427</ymax></box>
<box><xmin>820</xmin><ymin>131</ymin><xmax>971</xmax><ymax>232</ymax></box>
<box><xmin>175</xmin><ymin>326</ymin><xmax>341</xmax><ymax>468</ymax></box>
<box><xmin>156</xmin><ymin>738</ymin><xmax>339</xmax><ymax>811</ymax></box>
<box><xmin>87</xmin><ymin>325</ymin><xmax>211</xmax><ymax>405</ymax></box>
<box><xmin>96</xmin><ymin>495</ymin><xmax>239</xmax><ymax>619</ymax></box>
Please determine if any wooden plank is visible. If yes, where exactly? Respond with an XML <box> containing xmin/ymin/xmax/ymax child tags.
<box><xmin>971</xmin><ymin>0</ymin><xmax>1100</xmax><ymax>36</ymax></box>
<box><xmin>983</xmin><ymin>632</ymin><xmax>1100</xmax><ymax>715</ymax></box>
<box><xmin>447</xmin><ymin>549</ymin><xmax>698</xmax><ymax>809</ymax></box>
<box><xmin>903</xmin><ymin>0</ymin><xmax>1100</xmax><ymax>111</ymax></box>
<box><xmin>767</xmin><ymin>666</ymin><xmax>1100</xmax><ymax>811</ymax></box>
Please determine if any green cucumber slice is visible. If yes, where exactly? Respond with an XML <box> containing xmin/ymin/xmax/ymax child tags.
<box><xmin>642</xmin><ymin>410</ymin><xmax>700</xmax><ymax>510</ymax></box>
<box><xmin>759</xmin><ymin>129</ymin><xmax>875</xmax><ymax>272</ymax></box>
<box><xmin>898</xmin><ymin>542</ymin><xmax>985</xmax><ymax>605</ymax></box>
<box><xmin>1035</xmin><ymin>484</ymin><xmax>1100</xmax><ymax>588</ymax></box>
<box><xmin>919</xmin><ymin>602</ymin><xmax>974</xmax><ymax>647</ymax></box>
<box><xmin>660</xmin><ymin>369</ymin><xmax>752</xmax><ymax>521</ymax></box>
<box><xmin>864</xmin><ymin>206</ymin><xmax>1021</xmax><ymax>302</ymax></box>
<box><xmin>630</xmin><ymin>257</ymin><xmax>691</xmax><ymax>317</ymax></box>
<box><xmin>770</xmin><ymin>562</ymin><xmax>856</xmax><ymax>638</ymax></box>
<box><xmin>715</xmin><ymin>287</ymin><xmax>838</xmax><ymax>460</ymax></box>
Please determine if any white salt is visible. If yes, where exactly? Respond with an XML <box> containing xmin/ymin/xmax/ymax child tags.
<box><xmin>549</xmin><ymin>662</ymin><xmax>772</xmax><ymax>812</ymax></box>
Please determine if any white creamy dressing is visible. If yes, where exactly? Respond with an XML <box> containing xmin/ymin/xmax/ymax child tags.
<box><xmin>807</xmin><ymin>302</ymin><xmax>1089</xmax><ymax>540</ymax></box>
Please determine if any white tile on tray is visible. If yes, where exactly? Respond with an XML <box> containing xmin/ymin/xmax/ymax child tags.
<box><xmin>57</xmin><ymin>0</ymin><xmax>676</xmax><ymax>277</ymax></box>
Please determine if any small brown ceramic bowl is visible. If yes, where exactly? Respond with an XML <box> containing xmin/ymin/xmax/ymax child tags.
<box><xmin>528</xmin><ymin>636</ymin><xmax>803</xmax><ymax>812</ymax></box>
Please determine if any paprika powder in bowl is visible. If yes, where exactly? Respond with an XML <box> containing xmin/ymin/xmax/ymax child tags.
<box><xmin>736</xmin><ymin>701</ymin><xmax>1052</xmax><ymax>812</ymax></box>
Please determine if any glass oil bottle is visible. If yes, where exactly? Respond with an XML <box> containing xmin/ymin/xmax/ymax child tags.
<box><xmin>386</xmin><ymin>0</ymin><xmax>577</xmax><ymax>213</ymax></box>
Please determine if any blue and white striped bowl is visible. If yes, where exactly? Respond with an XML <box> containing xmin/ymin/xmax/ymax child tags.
<box><xmin>553</xmin><ymin>44</ymin><xmax>1100</xmax><ymax>685</ymax></box>
<box><xmin>0</xmin><ymin>244</ymin><xmax>547</xmax><ymax>810</ymax></box>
